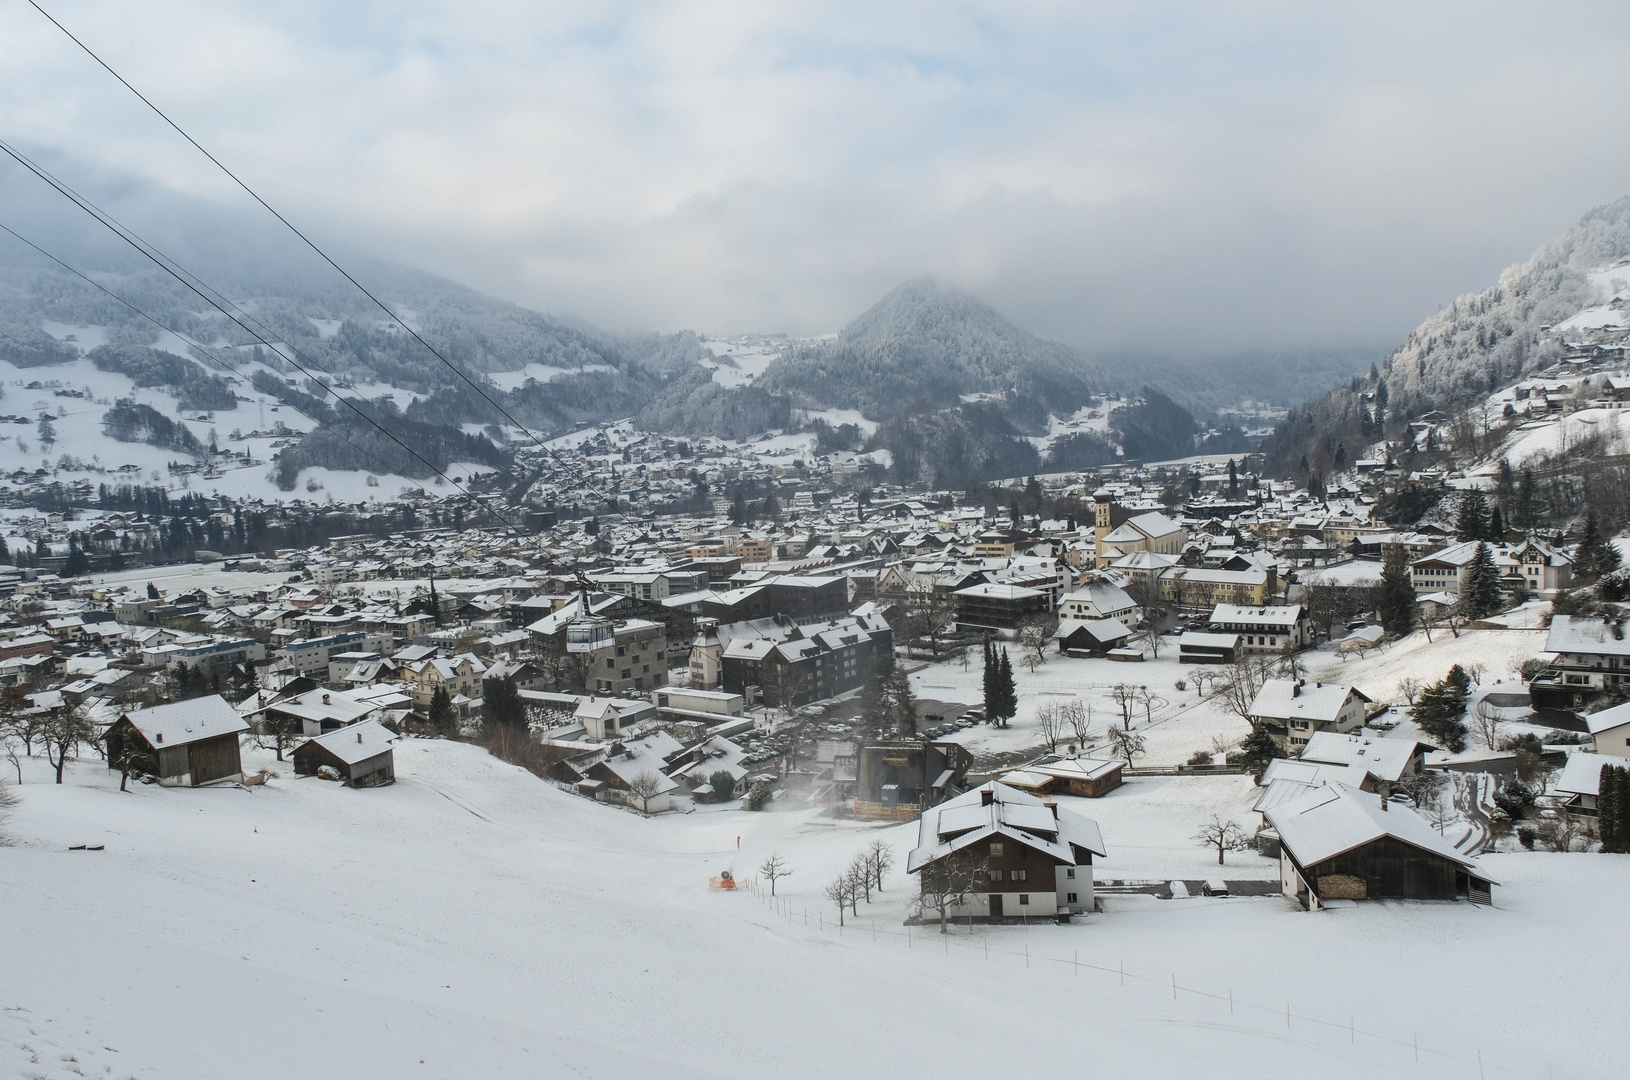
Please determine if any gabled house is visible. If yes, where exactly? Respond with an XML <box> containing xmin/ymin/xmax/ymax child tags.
<box><xmin>907</xmin><ymin>782</ymin><xmax>1106</xmax><ymax>922</ymax></box>
<box><xmin>1247</xmin><ymin>680</ymin><xmax>1370</xmax><ymax>752</ymax></box>
<box><xmin>1529</xmin><ymin>615</ymin><xmax>1630</xmax><ymax>708</ymax></box>
<box><xmin>1586</xmin><ymin>701</ymin><xmax>1630</xmax><ymax>758</ymax></box>
<box><xmin>1555</xmin><ymin>751</ymin><xmax>1618</xmax><ymax>814</ymax></box>
<box><xmin>1266</xmin><ymin>783</ymin><xmax>1494</xmax><ymax>907</ymax></box>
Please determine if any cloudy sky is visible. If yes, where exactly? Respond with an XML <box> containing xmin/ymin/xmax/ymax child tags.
<box><xmin>4</xmin><ymin>0</ymin><xmax>1630</xmax><ymax>357</ymax></box>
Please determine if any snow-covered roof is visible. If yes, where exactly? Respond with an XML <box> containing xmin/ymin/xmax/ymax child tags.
<box><xmin>121</xmin><ymin>694</ymin><xmax>249</xmax><ymax>748</ymax></box>
<box><xmin>1585</xmin><ymin>700</ymin><xmax>1630</xmax><ymax>735</ymax></box>
<box><xmin>1298</xmin><ymin>731</ymin><xmax>1419</xmax><ymax>783</ymax></box>
<box><xmin>1251</xmin><ymin>759</ymin><xmax>1371</xmax><ymax>813</ymax></box>
<box><xmin>1266</xmin><ymin>783</ymin><xmax>1485</xmax><ymax>876</ymax></box>
<box><xmin>1052</xmin><ymin>617</ymin><xmax>1131</xmax><ymax>642</ymax></box>
<box><xmin>299</xmin><ymin>719</ymin><xmax>397</xmax><ymax>765</ymax></box>
<box><xmin>907</xmin><ymin>781</ymin><xmax>1104</xmax><ymax>873</ymax></box>
<box><xmin>1555</xmin><ymin>751</ymin><xmax>1620</xmax><ymax>797</ymax></box>
<box><xmin>1546</xmin><ymin>615</ymin><xmax>1630</xmax><ymax>658</ymax></box>
<box><xmin>1248</xmin><ymin>680</ymin><xmax>1367</xmax><ymax>724</ymax></box>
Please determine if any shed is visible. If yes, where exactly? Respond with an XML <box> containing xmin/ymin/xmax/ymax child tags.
<box><xmin>1052</xmin><ymin>617</ymin><xmax>1132</xmax><ymax>657</ymax></box>
<box><xmin>1031</xmin><ymin>758</ymin><xmax>1123</xmax><ymax>797</ymax></box>
<box><xmin>102</xmin><ymin>694</ymin><xmax>249</xmax><ymax>787</ymax></box>
<box><xmin>1179</xmin><ymin>631</ymin><xmax>1240</xmax><ymax>664</ymax></box>
<box><xmin>292</xmin><ymin>719</ymin><xmax>398</xmax><ymax>787</ymax></box>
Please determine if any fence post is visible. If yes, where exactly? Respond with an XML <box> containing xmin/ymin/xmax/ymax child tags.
<box><xmin>1228</xmin><ymin>988</ymin><xmax>1233</xmax><ymax>1015</ymax></box>
<box><xmin>1286</xmin><ymin>1003</ymin><xmax>1290</xmax><ymax>1028</ymax></box>
<box><xmin>1172</xmin><ymin>974</ymin><xmax>1177</xmax><ymax>1000</ymax></box>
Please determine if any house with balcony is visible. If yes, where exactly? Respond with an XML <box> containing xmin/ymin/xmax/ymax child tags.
<box><xmin>1529</xmin><ymin>614</ymin><xmax>1630</xmax><ymax>709</ymax></box>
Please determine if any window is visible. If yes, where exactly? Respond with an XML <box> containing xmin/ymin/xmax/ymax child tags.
<box><xmin>1065</xmin><ymin>868</ymin><xmax>1076</xmax><ymax>879</ymax></box>
<box><xmin>988</xmin><ymin>869</ymin><xmax>1003</xmax><ymax>882</ymax></box>
<box><xmin>1019</xmin><ymin>895</ymin><xmax>1030</xmax><ymax>906</ymax></box>
<box><xmin>1066</xmin><ymin>892</ymin><xmax>1078</xmax><ymax>904</ymax></box>
<box><xmin>1010</xmin><ymin>869</ymin><xmax>1027</xmax><ymax>882</ymax></box>
<box><xmin>989</xmin><ymin>842</ymin><xmax>1003</xmax><ymax>856</ymax></box>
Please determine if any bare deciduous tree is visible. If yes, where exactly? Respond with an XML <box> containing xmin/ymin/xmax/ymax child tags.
<box><xmin>626</xmin><ymin>771</ymin><xmax>664</xmax><ymax>815</ymax></box>
<box><xmin>1397</xmin><ymin>676</ymin><xmax>1424</xmax><ymax>705</ymax></box>
<box><xmin>1213</xmin><ymin>656</ymin><xmax>1277</xmax><ymax>720</ymax></box>
<box><xmin>1017</xmin><ymin>616</ymin><xmax>1055</xmax><ymax>673</ymax></box>
<box><xmin>825</xmin><ymin>870</ymin><xmax>857</xmax><ymax>925</ymax></box>
<box><xmin>864</xmin><ymin>839</ymin><xmax>895</xmax><ymax>892</ymax></box>
<box><xmin>1394</xmin><ymin>770</ymin><xmax>1446</xmax><ymax>810</ymax></box>
<box><xmin>42</xmin><ymin>704</ymin><xmax>99</xmax><ymax>785</ymax></box>
<box><xmin>1106</xmin><ymin>726</ymin><xmax>1146</xmax><ymax>767</ymax></box>
<box><xmin>912</xmin><ymin>853</ymin><xmax>989</xmax><ymax>934</ymax></box>
<box><xmin>1423</xmin><ymin>797</ymin><xmax>1456</xmax><ymax>836</ymax></box>
<box><xmin>1193</xmin><ymin>813</ymin><xmax>1251</xmax><ymax>865</ymax></box>
<box><xmin>1470</xmin><ymin>697</ymin><xmax>1501</xmax><ymax>750</ymax></box>
<box><xmin>1062</xmin><ymin>700</ymin><xmax>1092</xmax><ymax>748</ymax></box>
<box><xmin>1034</xmin><ymin>703</ymin><xmax>1066</xmax><ymax>753</ymax></box>
<box><xmin>759</xmin><ymin>852</ymin><xmax>792</xmax><ymax>896</ymax></box>
<box><xmin>1109</xmin><ymin>683</ymin><xmax>1138</xmax><ymax>729</ymax></box>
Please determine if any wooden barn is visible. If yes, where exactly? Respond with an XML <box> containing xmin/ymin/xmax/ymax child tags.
<box><xmin>1052</xmin><ymin>617</ymin><xmax>1132</xmax><ymax>658</ymax></box>
<box><xmin>291</xmin><ymin>719</ymin><xmax>398</xmax><ymax>787</ymax></box>
<box><xmin>1178</xmin><ymin>631</ymin><xmax>1240</xmax><ymax>664</ymax></box>
<box><xmin>1266</xmin><ymin>782</ymin><xmax>1494</xmax><ymax>907</ymax></box>
<box><xmin>102</xmin><ymin>695</ymin><xmax>249</xmax><ymax>787</ymax></box>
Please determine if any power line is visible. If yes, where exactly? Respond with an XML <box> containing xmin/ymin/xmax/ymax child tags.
<box><xmin>0</xmin><ymin>142</ymin><xmax>528</xmax><ymax>535</ymax></box>
<box><xmin>0</xmin><ymin>218</ymin><xmax>422</xmax><ymax>499</ymax></box>
<box><xmin>28</xmin><ymin>0</ymin><xmax>616</xmax><ymax>509</ymax></box>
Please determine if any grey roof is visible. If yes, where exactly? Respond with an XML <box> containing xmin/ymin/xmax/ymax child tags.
<box><xmin>1298</xmin><ymin>731</ymin><xmax>1419</xmax><ymax>783</ymax></box>
<box><xmin>1266</xmin><ymin>782</ymin><xmax>1486</xmax><ymax>876</ymax></box>
<box><xmin>1556</xmin><ymin>752</ymin><xmax>1620</xmax><ymax>798</ymax></box>
<box><xmin>121</xmin><ymin>694</ymin><xmax>249</xmax><ymax>747</ymax></box>
<box><xmin>300</xmin><ymin>719</ymin><xmax>397</xmax><ymax>765</ymax></box>
<box><xmin>1546</xmin><ymin>615</ymin><xmax>1630</xmax><ymax>658</ymax></box>
<box><xmin>1248</xmin><ymin>680</ymin><xmax>1367</xmax><ymax>724</ymax></box>
<box><xmin>1585</xmin><ymin>700</ymin><xmax>1630</xmax><ymax>735</ymax></box>
<box><xmin>907</xmin><ymin>781</ymin><xmax>1105</xmax><ymax>874</ymax></box>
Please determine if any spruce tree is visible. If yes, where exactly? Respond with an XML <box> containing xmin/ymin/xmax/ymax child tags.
<box><xmin>992</xmin><ymin>648</ymin><xmax>1018</xmax><ymax>727</ymax></box>
<box><xmin>1378</xmin><ymin>547</ymin><xmax>1418</xmax><ymax>637</ymax></box>
<box><xmin>1453</xmin><ymin>489</ymin><xmax>1490</xmax><ymax>542</ymax></box>
<box><xmin>1513</xmin><ymin>469</ymin><xmax>1540</xmax><ymax>533</ymax></box>
<box><xmin>1458</xmin><ymin>542</ymin><xmax>1503</xmax><ymax>618</ymax></box>
<box><xmin>429</xmin><ymin>686</ymin><xmax>454</xmax><ymax>736</ymax></box>
<box><xmin>981</xmin><ymin>639</ymin><xmax>995</xmax><ymax>720</ymax></box>
<box><xmin>1238</xmin><ymin>723</ymin><xmax>1285</xmax><ymax>782</ymax></box>
<box><xmin>1600</xmin><ymin>765</ymin><xmax>1625</xmax><ymax>853</ymax></box>
<box><xmin>1411</xmin><ymin>666</ymin><xmax>1470</xmax><ymax>752</ymax></box>
<box><xmin>1495</xmin><ymin>458</ymin><xmax>1515</xmax><ymax>517</ymax></box>
<box><xmin>1488</xmin><ymin>505</ymin><xmax>1504</xmax><ymax>541</ymax></box>
<box><xmin>1576</xmin><ymin>511</ymin><xmax>1622</xmax><ymax>580</ymax></box>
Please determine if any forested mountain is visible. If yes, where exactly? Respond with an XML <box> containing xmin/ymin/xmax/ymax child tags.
<box><xmin>759</xmin><ymin>279</ymin><xmax>1100</xmax><ymax>431</ymax></box>
<box><xmin>1262</xmin><ymin>196</ymin><xmax>1630</xmax><ymax>477</ymax></box>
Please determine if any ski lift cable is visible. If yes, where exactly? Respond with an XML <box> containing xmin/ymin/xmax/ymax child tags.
<box><xmin>0</xmin><ymin>143</ymin><xmax>528</xmax><ymax>535</ymax></box>
<box><xmin>0</xmin><ymin>216</ymin><xmax>467</xmax><ymax>512</ymax></box>
<box><xmin>27</xmin><ymin>0</ymin><xmax>617</xmax><ymax>509</ymax></box>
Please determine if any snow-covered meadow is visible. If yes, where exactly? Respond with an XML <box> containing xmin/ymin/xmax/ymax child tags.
<box><xmin>5</xmin><ymin>732</ymin><xmax>1625</xmax><ymax>1080</ymax></box>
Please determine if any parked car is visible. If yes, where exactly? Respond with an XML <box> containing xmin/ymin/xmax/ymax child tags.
<box><xmin>1201</xmin><ymin>879</ymin><xmax>1229</xmax><ymax>897</ymax></box>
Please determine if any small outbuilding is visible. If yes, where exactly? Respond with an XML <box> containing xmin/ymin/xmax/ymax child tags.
<box><xmin>1178</xmin><ymin>631</ymin><xmax>1240</xmax><ymax>664</ymax></box>
<box><xmin>291</xmin><ymin>719</ymin><xmax>398</xmax><ymax>788</ymax></box>
<box><xmin>102</xmin><ymin>695</ymin><xmax>249</xmax><ymax>787</ymax></box>
<box><xmin>1052</xmin><ymin>617</ymin><xmax>1132</xmax><ymax>657</ymax></box>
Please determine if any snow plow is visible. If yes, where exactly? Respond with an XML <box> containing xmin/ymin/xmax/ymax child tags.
<box><xmin>709</xmin><ymin>870</ymin><xmax>738</xmax><ymax>891</ymax></box>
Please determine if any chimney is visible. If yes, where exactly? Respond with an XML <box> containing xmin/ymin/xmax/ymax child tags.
<box><xmin>155</xmin><ymin>732</ymin><xmax>163</xmax><ymax>743</ymax></box>
<box><xmin>323</xmin><ymin>693</ymin><xmax>331</xmax><ymax>705</ymax></box>
<box><xmin>981</xmin><ymin>787</ymin><xmax>994</xmax><ymax>806</ymax></box>
<box><xmin>357</xmin><ymin>731</ymin><xmax>363</xmax><ymax>743</ymax></box>
<box><xmin>1291</xmin><ymin>681</ymin><xmax>1300</xmax><ymax>698</ymax></box>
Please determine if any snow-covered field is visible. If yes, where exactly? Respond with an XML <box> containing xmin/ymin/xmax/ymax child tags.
<box><xmin>4</xmin><ymin>740</ymin><xmax>1622</xmax><ymax>1079</ymax></box>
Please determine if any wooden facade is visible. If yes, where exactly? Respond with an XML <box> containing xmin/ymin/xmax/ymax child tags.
<box><xmin>103</xmin><ymin>719</ymin><xmax>243</xmax><ymax>787</ymax></box>
<box><xmin>1286</xmin><ymin>834</ymin><xmax>1492</xmax><ymax>906</ymax></box>
<box><xmin>291</xmin><ymin>740</ymin><xmax>395</xmax><ymax>787</ymax></box>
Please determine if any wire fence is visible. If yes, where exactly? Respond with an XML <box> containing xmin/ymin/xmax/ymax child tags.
<box><xmin>737</xmin><ymin>873</ymin><xmax>1565</xmax><ymax>1080</ymax></box>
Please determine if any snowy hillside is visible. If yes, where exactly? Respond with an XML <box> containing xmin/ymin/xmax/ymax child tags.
<box><xmin>5</xmin><ymin>736</ymin><xmax>1623</xmax><ymax>1080</ymax></box>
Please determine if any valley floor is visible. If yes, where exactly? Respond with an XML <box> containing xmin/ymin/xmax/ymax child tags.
<box><xmin>3</xmin><ymin>737</ymin><xmax>1623</xmax><ymax>1079</ymax></box>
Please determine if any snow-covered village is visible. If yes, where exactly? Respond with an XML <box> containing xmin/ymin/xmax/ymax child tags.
<box><xmin>7</xmin><ymin>4</ymin><xmax>1630</xmax><ymax>1079</ymax></box>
